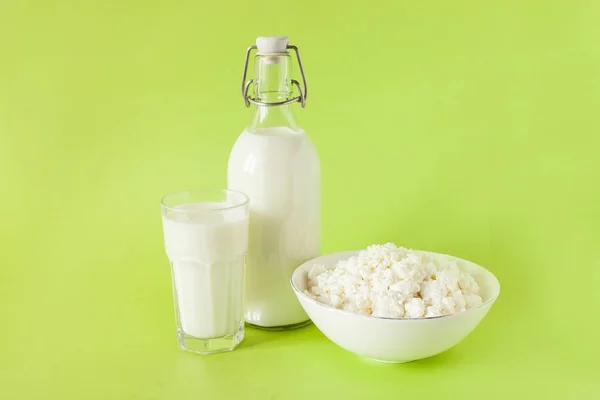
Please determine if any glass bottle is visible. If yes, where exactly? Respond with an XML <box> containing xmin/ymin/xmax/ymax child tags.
<box><xmin>228</xmin><ymin>36</ymin><xmax>320</xmax><ymax>329</ymax></box>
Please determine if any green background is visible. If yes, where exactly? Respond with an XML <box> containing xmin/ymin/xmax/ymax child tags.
<box><xmin>1</xmin><ymin>0</ymin><xmax>599</xmax><ymax>398</ymax></box>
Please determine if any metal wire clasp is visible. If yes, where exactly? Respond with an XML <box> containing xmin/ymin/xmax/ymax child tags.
<box><xmin>241</xmin><ymin>45</ymin><xmax>308</xmax><ymax>108</ymax></box>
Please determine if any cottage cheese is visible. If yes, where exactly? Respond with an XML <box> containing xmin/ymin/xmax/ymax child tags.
<box><xmin>305</xmin><ymin>243</ymin><xmax>483</xmax><ymax>318</ymax></box>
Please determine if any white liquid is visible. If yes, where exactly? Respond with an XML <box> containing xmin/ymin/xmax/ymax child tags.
<box><xmin>162</xmin><ymin>202</ymin><xmax>249</xmax><ymax>338</ymax></box>
<box><xmin>228</xmin><ymin>127</ymin><xmax>320</xmax><ymax>327</ymax></box>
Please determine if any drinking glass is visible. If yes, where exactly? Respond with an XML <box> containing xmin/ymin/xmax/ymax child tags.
<box><xmin>161</xmin><ymin>189</ymin><xmax>250</xmax><ymax>354</ymax></box>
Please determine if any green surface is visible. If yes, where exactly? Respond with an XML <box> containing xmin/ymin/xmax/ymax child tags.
<box><xmin>1</xmin><ymin>0</ymin><xmax>599</xmax><ymax>398</ymax></box>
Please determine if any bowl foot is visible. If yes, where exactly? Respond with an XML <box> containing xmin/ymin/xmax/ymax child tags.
<box><xmin>371</xmin><ymin>358</ymin><xmax>415</xmax><ymax>364</ymax></box>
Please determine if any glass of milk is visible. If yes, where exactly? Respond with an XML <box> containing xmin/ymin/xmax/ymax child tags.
<box><xmin>161</xmin><ymin>189</ymin><xmax>250</xmax><ymax>354</ymax></box>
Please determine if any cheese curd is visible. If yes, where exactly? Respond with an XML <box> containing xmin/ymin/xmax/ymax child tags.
<box><xmin>305</xmin><ymin>243</ymin><xmax>483</xmax><ymax>318</ymax></box>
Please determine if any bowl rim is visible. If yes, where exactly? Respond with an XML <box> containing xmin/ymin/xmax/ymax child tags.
<box><xmin>290</xmin><ymin>249</ymin><xmax>501</xmax><ymax>322</ymax></box>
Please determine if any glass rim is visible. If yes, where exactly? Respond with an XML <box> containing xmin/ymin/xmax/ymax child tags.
<box><xmin>160</xmin><ymin>188</ymin><xmax>250</xmax><ymax>213</ymax></box>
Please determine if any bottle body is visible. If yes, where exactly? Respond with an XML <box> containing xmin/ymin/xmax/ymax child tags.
<box><xmin>228</xmin><ymin>126</ymin><xmax>320</xmax><ymax>328</ymax></box>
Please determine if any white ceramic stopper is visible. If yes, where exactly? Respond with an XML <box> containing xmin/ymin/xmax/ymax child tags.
<box><xmin>256</xmin><ymin>36</ymin><xmax>289</xmax><ymax>54</ymax></box>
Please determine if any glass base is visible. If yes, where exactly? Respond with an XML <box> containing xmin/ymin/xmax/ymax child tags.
<box><xmin>177</xmin><ymin>322</ymin><xmax>244</xmax><ymax>354</ymax></box>
<box><xmin>245</xmin><ymin>319</ymin><xmax>312</xmax><ymax>331</ymax></box>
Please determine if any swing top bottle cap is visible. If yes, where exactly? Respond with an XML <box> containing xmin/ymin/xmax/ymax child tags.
<box><xmin>256</xmin><ymin>36</ymin><xmax>289</xmax><ymax>55</ymax></box>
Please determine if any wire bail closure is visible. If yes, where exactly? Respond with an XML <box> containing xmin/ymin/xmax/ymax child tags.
<box><xmin>241</xmin><ymin>45</ymin><xmax>308</xmax><ymax>108</ymax></box>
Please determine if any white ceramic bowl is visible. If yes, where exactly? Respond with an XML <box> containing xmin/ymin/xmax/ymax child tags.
<box><xmin>291</xmin><ymin>250</ymin><xmax>500</xmax><ymax>363</ymax></box>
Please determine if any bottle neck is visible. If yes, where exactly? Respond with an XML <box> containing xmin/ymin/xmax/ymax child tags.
<box><xmin>247</xmin><ymin>54</ymin><xmax>300</xmax><ymax>132</ymax></box>
<box><xmin>248</xmin><ymin>104</ymin><xmax>300</xmax><ymax>131</ymax></box>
